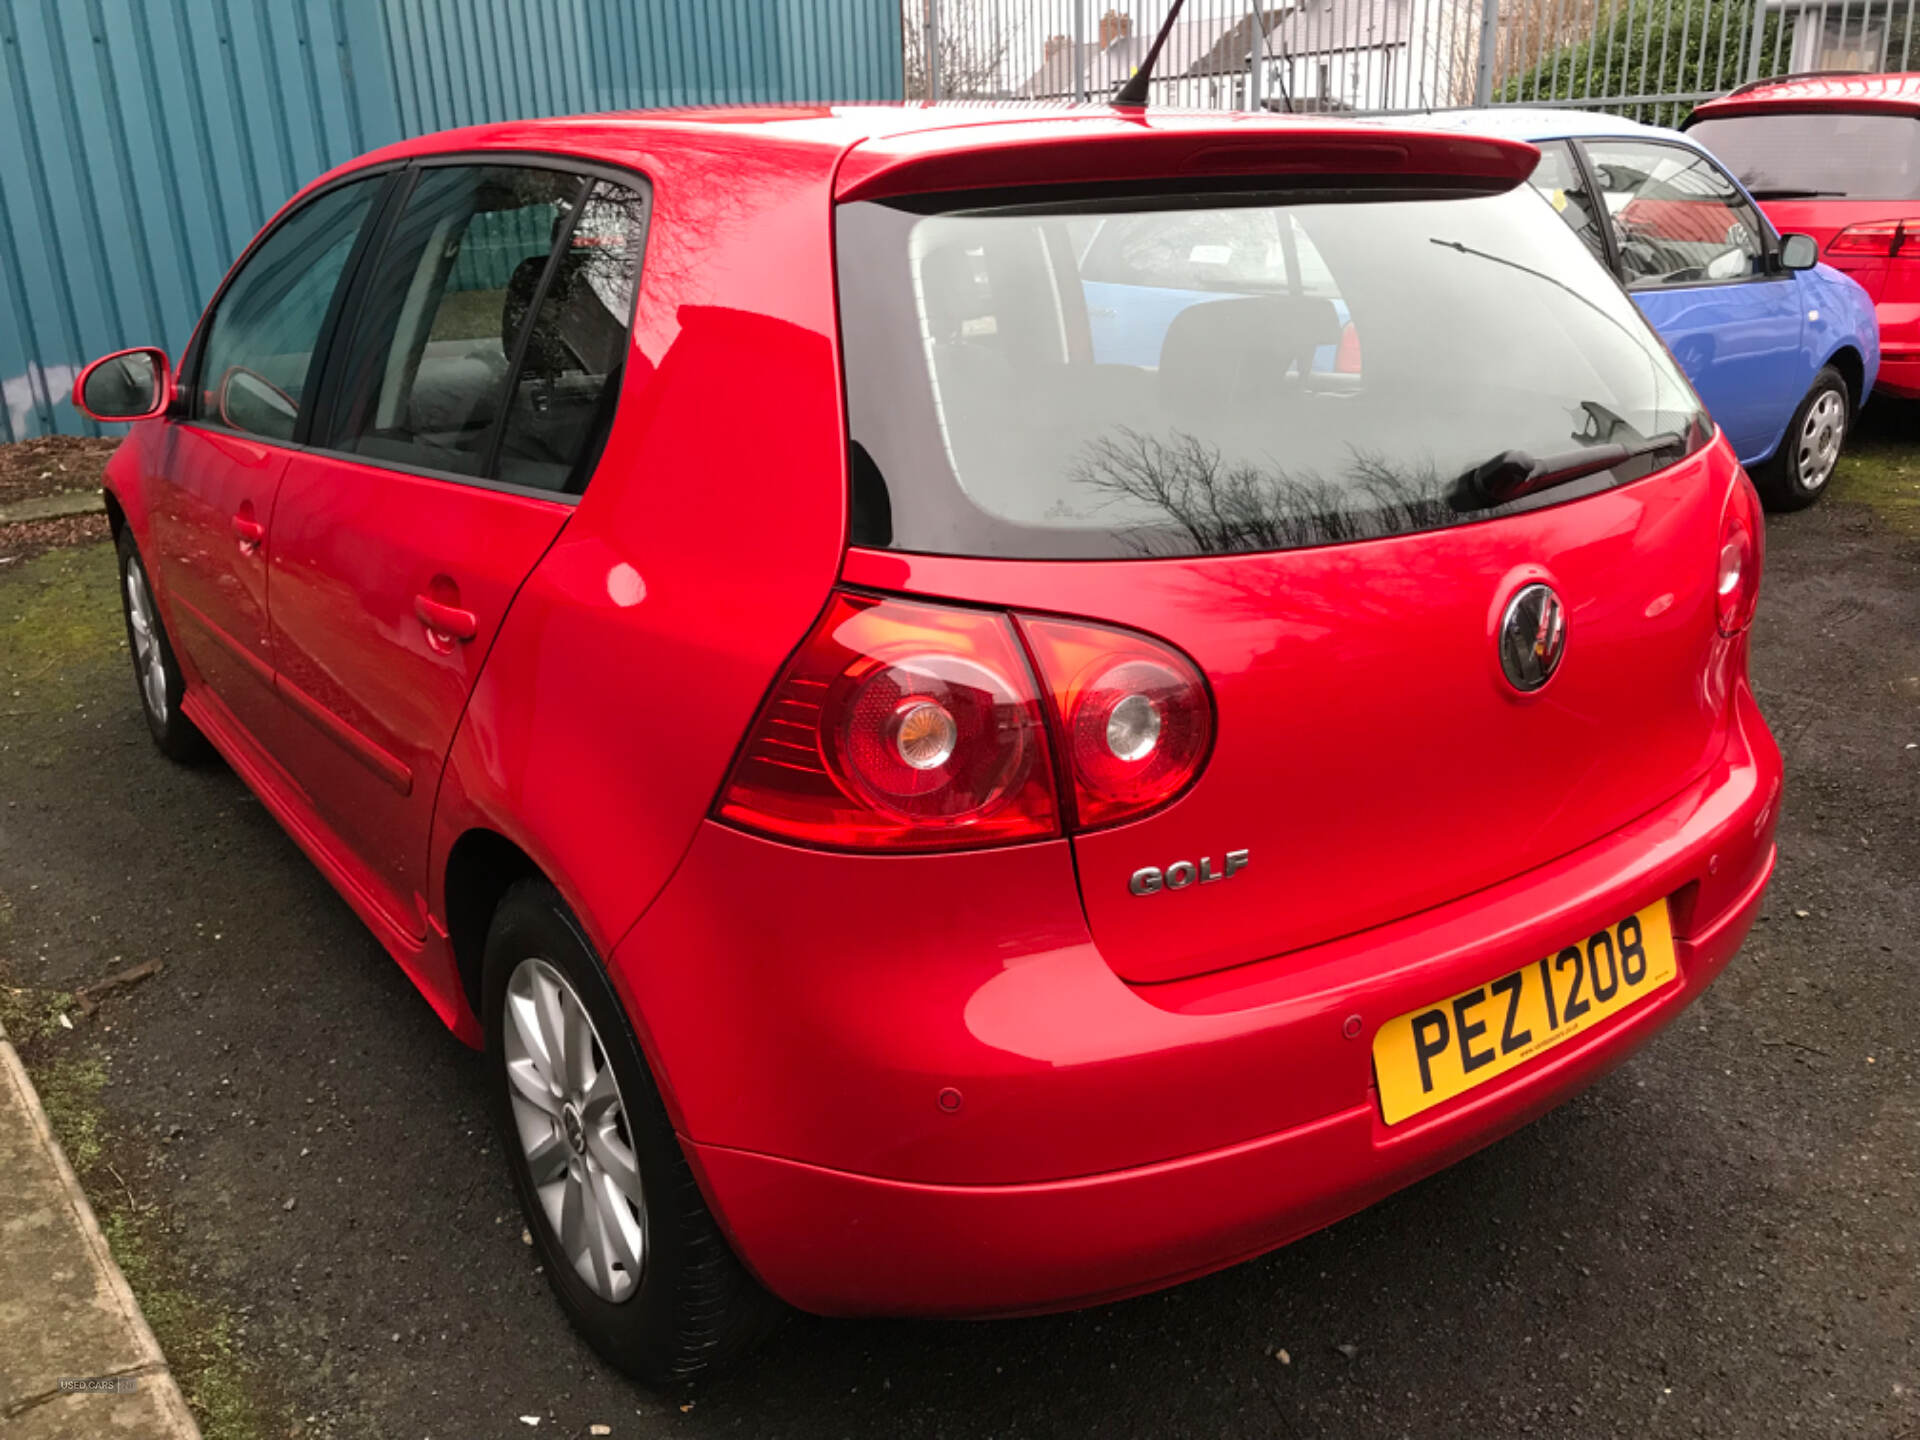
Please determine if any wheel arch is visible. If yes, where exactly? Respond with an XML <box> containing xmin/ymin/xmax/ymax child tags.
<box><xmin>442</xmin><ymin>826</ymin><xmax>544</xmax><ymax>1025</ymax></box>
<box><xmin>1824</xmin><ymin>345</ymin><xmax>1865</xmax><ymax>414</ymax></box>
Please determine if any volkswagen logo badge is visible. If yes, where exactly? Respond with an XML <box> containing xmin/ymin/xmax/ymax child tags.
<box><xmin>1499</xmin><ymin>583</ymin><xmax>1567</xmax><ymax>692</ymax></box>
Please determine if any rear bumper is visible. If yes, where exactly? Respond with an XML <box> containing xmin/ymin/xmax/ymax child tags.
<box><xmin>1871</xmin><ymin>301</ymin><xmax>1920</xmax><ymax>397</ymax></box>
<box><xmin>616</xmin><ymin>681</ymin><xmax>1781</xmax><ymax>1317</ymax></box>
<box><xmin>1872</xmin><ymin>350</ymin><xmax>1920</xmax><ymax>399</ymax></box>
<box><xmin>694</xmin><ymin>850</ymin><xmax>1768</xmax><ymax>1317</ymax></box>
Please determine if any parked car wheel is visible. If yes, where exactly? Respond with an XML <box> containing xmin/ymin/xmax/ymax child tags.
<box><xmin>114</xmin><ymin>530</ymin><xmax>209</xmax><ymax>762</ymax></box>
<box><xmin>482</xmin><ymin>879</ymin><xmax>778</xmax><ymax>1384</ymax></box>
<box><xmin>1755</xmin><ymin>366</ymin><xmax>1849</xmax><ymax>512</ymax></box>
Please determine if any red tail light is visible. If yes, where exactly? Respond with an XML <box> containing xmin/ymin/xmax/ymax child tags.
<box><xmin>717</xmin><ymin>592</ymin><xmax>1215</xmax><ymax>849</ymax></box>
<box><xmin>1017</xmin><ymin>615</ymin><xmax>1213</xmax><ymax>830</ymax></box>
<box><xmin>1334</xmin><ymin>321</ymin><xmax>1363</xmax><ymax>375</ymax></box>
<box><xmin>1716</xmin><ymin>473</ymin><xmax>1763</xmax><ymax>637</ymax></box>
<box><xmin>1826</xmin><ymin>219</ymin><xmax>1917</xmax><ymax>258</ymax></box>
<box><xmin>716</xmin><ymin>592</ymin><xmax>1058</xmax><ymax>851</ymax></box>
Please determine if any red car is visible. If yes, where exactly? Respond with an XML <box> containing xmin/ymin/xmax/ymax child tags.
<box><xmin>1688</xmin><ymin>72</ymin><xmax>1920</xmax><ymax>398</ymax></box>
<box><xmin>75</xmin><ymin>106</ymin><xmax>1781</xmax><ymax>1382</ymax></box>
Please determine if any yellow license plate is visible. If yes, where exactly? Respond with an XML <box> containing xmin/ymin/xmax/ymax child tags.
<box><xmin>1373</xmin><ymin>900</ymin><xmax>1677</xmax><ymax>1125</ymax></box>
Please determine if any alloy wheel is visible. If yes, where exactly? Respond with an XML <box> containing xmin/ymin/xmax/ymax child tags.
<box><xmin>503</xmin><ymin>956</ymin><xmax>647</xmax><ymax>1303</ymax></box>
<box><xmin>1796</xmin><ymin>389</ymin><xmax>1846</xmax><ymax>493</ymax></box>
<box><xmin>124</xmin><ymin>558</ymin><xmax>168</xmax><ymax>723</ymax></box>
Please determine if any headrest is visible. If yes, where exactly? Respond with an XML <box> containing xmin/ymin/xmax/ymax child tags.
<box><xmin>1158</xmin><ymin>295</ymin><xmax>1341</xmax><ymax>418</ymax></box>
<box><xmin>918</xmin><ymin>244</ymin><xmax>984</xmax><ymax>343</ymax></box>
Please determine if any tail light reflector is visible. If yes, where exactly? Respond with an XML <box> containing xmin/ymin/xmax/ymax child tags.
<box><xmin>1017</xmin><ymin>615</ymin><xmax>1213</xmax><ymax>830</ymax></box>
<box><xmin>1717</xmin><ymin>472</ymin><xmax>1763</xmax><ymax>637</ymax></box>
<box><xmin>1826</xmin><ymin>219</ymin><xmax>1915</xmax><ymax>258</ymax></box>
<box><xmin>716</xmin><ymin>592</ymin><xmax>1058</xmax><ymax>851</ymax></box>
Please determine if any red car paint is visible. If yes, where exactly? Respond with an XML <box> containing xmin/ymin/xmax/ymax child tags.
<box><xmin>88</xmin><ymin>105</ymin><xmax>1780</xmax><ymax>1318</ymax></box>
<box><xmin>1689</xmin><ymin>74</ymin><xmax>1920</xmax><ymax>398</ymax></box>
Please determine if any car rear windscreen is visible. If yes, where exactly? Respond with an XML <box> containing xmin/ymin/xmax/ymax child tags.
<box><xmin>1687</xmin><ymin>111</ymin><xmax>1920</xmax><ymax>201</ymax></box>
<box><xmin>836</xmin><ymin>183</ymin><xmax>1705</xmax><ymax>559</ymax></box>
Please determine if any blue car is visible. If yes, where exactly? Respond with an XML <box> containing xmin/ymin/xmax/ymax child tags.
<box><xmin>1410</xmin><ymin>109</ymin><xmax>1880</xmax><ymax>511</ymax></box>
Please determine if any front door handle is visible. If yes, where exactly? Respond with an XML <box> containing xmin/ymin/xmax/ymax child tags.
<box><xmin>414</xmin><ymin>594</ymin><xmax>478</xmax><ymax>643</ymax></box>
<box><xmin>231</xmin><ymin>513</ymin><xmax>265</xmax><ymax>548</ymax></box>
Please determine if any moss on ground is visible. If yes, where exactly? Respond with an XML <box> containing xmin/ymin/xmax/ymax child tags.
<box><xmin>0</xmin><ymin>977</ymin><xmax>73</xmax><ymax>1045</ymax></box>
<box><xmin>10</xmin><ymin>1018</ymin><xmax>282</xmax><ymax>1440</ymax></box>
<box><xmin>99</xmin><ymin>1202</ymin><xmax>264</xmax><ymax>1440</ymax></box>
<box><xmin>1829</xmin><ymin>425</ymin><xmax>1920</xmax><ymax>536</ymax></box>
<box><xmin>1</xmin><ymin>540</ymin><xmax>123</xmax><ymax>709</ymax></box>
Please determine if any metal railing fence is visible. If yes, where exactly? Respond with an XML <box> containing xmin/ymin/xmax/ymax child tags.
<box><xmin>903</xmin><ymin>0</ymin><xmax>1920</xmax><ymax>125</ymax></box>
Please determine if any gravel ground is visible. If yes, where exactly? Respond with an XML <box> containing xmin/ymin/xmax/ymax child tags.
<box><xmin>0</xmin><ymin>414</ymin><xmax>1915</xmax><ymax>1440</ymax></box>
<box><xmin>0</xmin><ymin>435</ymin><xmax>117</xmax><ymax>563</ymax></box>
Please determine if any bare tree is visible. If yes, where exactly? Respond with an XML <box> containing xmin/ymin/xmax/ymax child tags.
<box><xmin>904</xmin><ymin>0</ymin><xmax>1013</xmax><ymax>100</ymax></box>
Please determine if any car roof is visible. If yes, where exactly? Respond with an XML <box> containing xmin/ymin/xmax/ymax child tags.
<box><xmin>300</xmin><ymin>101</ymin><xmax>1543</xmax><ymax>209</ymax></box>
<box><xmin>346</xmin><ymin>101</ymin><xmax>1410</xmax><ymax>168</ymax></box>
<box><xmin>1689</xmin><ymin>70</ymin><xmax>1920</xmax><ymax>119</ymax></box>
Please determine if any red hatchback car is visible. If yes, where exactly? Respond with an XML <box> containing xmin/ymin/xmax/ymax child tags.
<box><xmin>1688</xmin><ymin>72</ymin><xmax>1920</xmax><ymax>398</ymax></box>
<box><xmin>76</xmin><ymin>106</ymin><xmax>1782</xmax><ymax>1381</ymax></box>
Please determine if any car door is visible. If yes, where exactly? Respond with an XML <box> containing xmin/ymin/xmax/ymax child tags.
<box><xmin>264</xmin><ymin>161</ymin><xmax>646</xmax><ymax>934</ymax></box>
<box><xmin>151</xmin><ymin>176</ymin><xmax>387</xmax><ymax>745</ymax></box>
<box><xmin>1577</xmin><ymin>137</ymin><xmax>1803</xmax><ymax>465</ymax></box>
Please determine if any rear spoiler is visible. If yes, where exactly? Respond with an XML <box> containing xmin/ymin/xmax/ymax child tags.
<box><xmin>833</xmin><ymin>114</ymin><xmax>1540</xmax><ymax>205</ymax></box>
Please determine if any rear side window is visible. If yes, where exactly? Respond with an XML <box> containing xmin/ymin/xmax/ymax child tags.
<box><xmin>1527</xmin><ymin>141</ymin><xmax>1609</xmax><ymax>267</ymax></box>
<box><xmin>194</xmin><ymin>178</ymin><xmax>381</xmax><ymax>440</ymax></box>
<box><xmin>324</xmin><ymin>166</ymin><xmax>581</xmax><ymax>479</ymax></box>
<box><xmin>322</xmin><ymin>164</ymin><xmax>647</xmax><ymax>494</ymax></box>
<box><xmin>495</xmin><ymin>179</ymin><xmax>647</xmax><ymax>492</ymax></box>
<box><xmin>1688</xmin><ymin>111</ymin><xmax>1920</xmax><ymax>201</ymax></box>
<box><xmin>837</xmin><ymin>184</ymin><xmax>1704</xmax><ymax>560</ymax></box>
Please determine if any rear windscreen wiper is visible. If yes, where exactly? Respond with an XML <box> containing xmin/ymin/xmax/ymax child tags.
<box><xmin>1745</xmin><ymin>187</ymin><xmax>1845</xmax><ymax>199</ymax></box>
<box><xmin>1447</xmin><ymin>432</ymin><xmax>1688</xmax><ymax>513</ymax></box>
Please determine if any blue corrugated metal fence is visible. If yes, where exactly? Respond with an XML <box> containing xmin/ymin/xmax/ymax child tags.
<box><xmin>0</xmin><ymin>0</ymin><xmax>904</xmax><ymax>438</ymax></box>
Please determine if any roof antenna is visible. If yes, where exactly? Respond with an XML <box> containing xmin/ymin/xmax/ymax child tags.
<box><xmin>1113</xmin><ymin>0</ymin><xmax>1190</xmax><ymax>108</ymax></box>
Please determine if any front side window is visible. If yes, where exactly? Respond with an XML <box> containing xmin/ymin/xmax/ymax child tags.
<box><xmin>1527</xmin><ymin>140</ymin><xmax>1609</xmax><ymax>267</ymax></box>
<box><xmin>193</xmin><ymin>178</ymin><xmax>381</xmax><ymax>441</ymax></box>
<box><xmin>1582</xmin><ymin>140</ymin><xmax>1768</xmax><ymax>288</ymax></box>
<box><xmin>1687</xmin><ymin>111</ymin><xmax>1920</xmax><ymax>201</ymax></box>
<box><xmin>837</xmin><ymin>182</ymin><xmax>1704</xmax><ymax>560</ymax></box>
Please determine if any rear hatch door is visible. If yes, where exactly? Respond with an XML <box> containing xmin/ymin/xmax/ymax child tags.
<box><xmin>836</xmin><ymin>125</ymin><xmax>1731</xmax><ymax>984</ymax></box>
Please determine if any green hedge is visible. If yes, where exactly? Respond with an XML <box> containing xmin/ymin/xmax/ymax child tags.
<box><xmin>1499</xmin><ymin>0</ymin><xmax>1783</xmax><ymax>124</ymax></box>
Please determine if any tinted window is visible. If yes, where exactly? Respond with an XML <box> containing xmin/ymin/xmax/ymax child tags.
<box><xmin>194</xmin><ymin>179</ymin><xmax>380</xmax><ymax>440</ymax></box>
<box><xmin>324</xmin><ymin>165</ymin><xmax>585</xmax><ymax>478</ymax></box>
<box><xmin>495</xmin><ymin>179</ymin><xmax>647</xmax><ymax>493</ymax></box>
<box><xmin>1528</xmin><ymin>140</ymin><xmax>1609</xmax><ymax>267</ymax></box>
<box><xmin>1688</xmin><ymin>111</ymin><xmax>1920</xmax><ymax>201</ymax></box>
<box><xmin>1583</xmin><ymin>140</ymin><xmax>1768</xmax><ymax>287</ymax></box>
<box><xmin>837</xmin><ymin>186</ymin><xmax>1704</xmax><ymax>560</ymax></box>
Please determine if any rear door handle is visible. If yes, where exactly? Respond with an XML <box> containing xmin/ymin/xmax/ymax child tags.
<box><xmin>231</xmin><ymin>514</ymin><xmax>265</xmax><ymax>546</ymax></box>
<box><xmin>414</xmin><ymin>595</ymin><xmax>478</xmax><ymax>643</ymax></box>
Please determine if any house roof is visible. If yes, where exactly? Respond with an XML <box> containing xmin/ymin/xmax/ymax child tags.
<box><xmin>1017</xmin><ymin>0</ymin><xmax>1416</xmax><ymax>99</ymax></box>
<box><xmin>1268</xmin><ymin>0</ymin><xmax>1415</xmax><ymax>58</ymax></box>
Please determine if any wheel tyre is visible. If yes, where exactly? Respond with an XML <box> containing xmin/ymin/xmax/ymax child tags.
<box><xmin>482</xmin><ymin>879</ymin><xmax>780</xmax><ymax>1384</ymax></box>
<box><xmin>1754</xmin><ymin>366</ymin><xmax>1849</xmax><ymax>512</ymax></box>
<box><xmin>114</xmin><ymin>529</ymin><xmax>210</xmax><ymax>762</ymax></box>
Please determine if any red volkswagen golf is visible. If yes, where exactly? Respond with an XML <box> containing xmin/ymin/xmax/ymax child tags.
<box><xmin>76</xmin><ymin>105</ymin><xmax>1781</xmax><ymax>1382</ymax></box>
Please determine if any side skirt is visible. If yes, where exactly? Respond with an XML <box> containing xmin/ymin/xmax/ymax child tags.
<box><xmin>180</xmin><ymin>685</ymin><xmax>479</xmax><ymax>1043</ymax></box>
